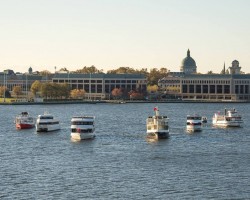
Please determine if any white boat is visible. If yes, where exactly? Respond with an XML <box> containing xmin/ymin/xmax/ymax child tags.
<box><xmin>186</xmin><ymin>115</ymin><xmax>202</xmax><ymax>132</ymax></box>
<box><xmin>15</xmin><ymin>112</ymin><xmax>35</xmax><ymax>129</ymax></box>
<box><xmin>146</xmin><ymin>107</ymin><xmax>169</xmax><ymax>139</ymax></box>
<box><xmin>71</xmin><ymin>116</ymin><xmax>95</xmax><ymax>140</ymax></box>
<box><xmin>212</xmin><ymin>108</ymin><xmax>243</xmax><ymax>127</ymax></box>
<box><xmin>36</xmin><ymin>113</ymin><xmax>60</xmax><ymax>132</ymax></box>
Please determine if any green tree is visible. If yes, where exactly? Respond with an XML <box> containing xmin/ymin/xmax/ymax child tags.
<box><xmin>147</xmin><ymin>68</ymin><xmax>169</xmax><ymax>86</ymax></box>
<box><xmin>40</xmin><ymin>82</ymin><xmax>70</xmax><ymax>99</ymax></box>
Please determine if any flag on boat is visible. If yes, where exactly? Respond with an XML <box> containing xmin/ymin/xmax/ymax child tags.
<box><xmin>154</xmin><ymin>107</ymin><xmax>158</xmax><ymax>111</ymax></box>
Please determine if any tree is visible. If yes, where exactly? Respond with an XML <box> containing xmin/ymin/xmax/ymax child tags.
<box><xmin>39</xmin><ymin>70</ymin><xmax>51</xmax><ymax>76</ymax></box>
<box><xmin>58</xmin><ymin>83</ymin><xmax>71</xmax><ymax>99</ymax></box>
<box><xmin>0</xmin><ymin>86</ymin><xmax>7</xmax><ymax>97</ymax></box>
<box><xmin>74</xmin><ymin>65</ymin><xmax>103</xmax><ymax>74</ymax></box>
<box><xmin>70</xmin><ymin>89</ymin><xmax>86</xmax><ymax>99</ymax></box>
<box><xmin>147</xmin><ymin>68</ymin><xmax>169</xmax><ymax>85</ymax></box>
<box><xmin>128</xmin><ymin>90</ymin><xmax>144</xmax><ymax>100</ymax></box>
<box><xmin>13</xmin><ymin>86</ymin><xmax>23</xmax><ymax>97</ymax></box>
<box><xmin>40</xmin><ymin>82</ymin><xmax>70</xmax><ymax>99</ymax></box>
<box><xmin>30</xmin><ymin>80</ymin><xmax>42</xmax><ymax>96</ymax></box>
<box><xmin>147</xmin><ymin>85</ymin><xmax>159</xmax><ymax>93</ymax></box>
<box><xmin>111</xmin><ymin>88</ymin><xmax>123</xmax><ymax>99</ymax></box>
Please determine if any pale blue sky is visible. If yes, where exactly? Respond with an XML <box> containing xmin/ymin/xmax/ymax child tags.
<box><xmin>1</xmin><ymin>0</ymin><xmax>250</xmax><ymax>73</ymax></box>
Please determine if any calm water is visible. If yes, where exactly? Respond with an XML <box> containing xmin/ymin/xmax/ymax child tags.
<box><xmin>1</xmin><ymin>103</ymin><xmax>250</xmax><ymax>199</ymax></box>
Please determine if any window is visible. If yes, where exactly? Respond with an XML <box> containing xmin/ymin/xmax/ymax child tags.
<box><xmin>210</xmin><ymin>85</ymin><xmax>215</xmax><ymax>93</ymax></box>
<box><xmin>217</xmin><ymin>85</ymin><xmax>222</xmax><ymax>94</ymax></box>
<box><xmin>182</xmin><ymin>85</ymin><xmax>188</xmax><ymax>93</ymax></box>
<box><xmin>189</xmin><ymin>85</ymin><xmax>194</xmax><ymax>93</ymax></box>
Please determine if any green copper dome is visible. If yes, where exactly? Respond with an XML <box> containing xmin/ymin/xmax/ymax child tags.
<box><xmin>180</xmin><ymin>49</ymin><xmax>197</xmax><ymax>74</ymax></box>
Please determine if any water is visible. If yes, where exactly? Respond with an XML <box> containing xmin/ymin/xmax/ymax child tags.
<box><xmin>1</xmin><ymin>103</ymin><xmax>250</xmax><ymax>199</ymax></box>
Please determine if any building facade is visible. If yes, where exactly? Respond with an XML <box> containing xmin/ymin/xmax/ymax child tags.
<box><xmin>0</xmin><ymin>69</ymin><xmax>147</xmax><ymax>100</ymax></box>
<box><xmin>52</xmin><ymin>73</ymin><xmax>147</xmax><ymax>99</ymax></box>
<box><xmin>159</xmin><ymin>50</ymin><xmax>250</xmax><ymax>101</ymax></box>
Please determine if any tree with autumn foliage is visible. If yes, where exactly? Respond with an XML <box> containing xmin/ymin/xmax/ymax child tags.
<box><xmin>147</xmin><ymin>85</ymin><xmax>159</xmax><ymax>93</ymax></box>
<box><xmin>70</xmin><ymin>89</ymin><xmax>86</xmax><ymax>99</ymax></box>
<box><xmin>12</xmin><ymin>86</ymin><xmax>23</xmax><ymax>98</ymax></box>
<box><xmin>111</xmin><ymin>88</ymin><xmax>123</xmax><ymax>99</ymax></box>
<box><xmin>128</xmin><ymin>90</ymin><xmax>144</xmax><ymax>100</ymax></box>
<box><xmin>74</xmin><ymin>65</ymin><xmax>104</xmax><ymax>74</ymax></box>
<box><xmin>30</xmin><ymin>80</ymin><xmax>42</xmax><ymax>96</ymax></box>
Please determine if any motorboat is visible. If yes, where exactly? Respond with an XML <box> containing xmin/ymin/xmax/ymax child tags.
<box><xmin>36</xmin><ymin>113</ymin><xmax>60</xmax><ymax>132</ymax></box>
<box><xmin>201</xmin><ymin>116</ymin><xmax>207</xmax><ymax>123</ymax></box>
<box><xmin>212</xmin><ymin>108</ymin><xmax>243</xmax><ymax>127</ymax></box>
<box><xmin>146</xmin><ymin>107</ymin><xmax>169</xmax><ymax>139</ymax></box>
<box><xmin>71</xmin><ymin>116</ymin><xmax>95</xmax><ymax>140</ymax></box>
<box><xmin>15</xmin><ymin>112</ymin><xmax>35</xmax><ymax>129</ymax></box>
<box><xmin>186</xmin><ymin>114</ymin><xmax>202</xmax><ymax>132</ymax></box>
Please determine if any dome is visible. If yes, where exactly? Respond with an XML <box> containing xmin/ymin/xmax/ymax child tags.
<box><xmin>180</xmin><ymin>49</ymin><xmax>197</xmax><ymax>74</ymax></box>
<box><xmin>181</xmin><ymin>49</ymin><xmax>196</xmax><ymax>67</ymax></box>
<box><xmin>232</xmin><ymin>60</ymin><xmax>239</xmax><ymax>67</ymax></box>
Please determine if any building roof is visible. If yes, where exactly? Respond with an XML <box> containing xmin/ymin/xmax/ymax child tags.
<box><xmin>53</xmin><ymin>73</ymin><xmax>146</xmax><ymax>79</ymax></box>
<box><xmin>183</xmin><ymin>74</ymin><xmax>250</xmax><ymax>79</ymax></box>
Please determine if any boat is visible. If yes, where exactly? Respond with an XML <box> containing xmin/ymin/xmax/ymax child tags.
<box><xmin>202</xmin><ymin>116</ymin><xmax>208</xmax><ymax>123</ymax></box>
<box><xmin>186</xmin><ymin>114</ymin><xmax>202</xmax><ymax>132</ymax></box>
<box><xmin>71</xmin><ymin>116</ymin><xmax>95</xmax><ymax>140</ymax></box>
<box><xmin>146</xmin><ymin>107</ymin><xmax>169</xmax><ymax>139</ymax></box>
<box><xmin>36</xmin><ymin>113</ymin><xmax>60</xmax><ymax>132</ymax></box>
<box><xmin>15</xmin><ymin>112</ymin><xmax>35</xmax><ymax>129</ymax></box>
<box><xmin>212</xmin><ymin>108</ymin><xmax>243</xmax><ymax>127</ymax></box>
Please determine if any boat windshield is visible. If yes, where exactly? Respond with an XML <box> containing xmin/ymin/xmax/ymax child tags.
<box><xmin>39</xmin><ymin>116</ymin><xmax>54</xmax><ymax>119</ymax></box>
<box><xmin>187</xmin><ymin>116</ymin><xmax>201</xmax><ymax>120</ymax></box>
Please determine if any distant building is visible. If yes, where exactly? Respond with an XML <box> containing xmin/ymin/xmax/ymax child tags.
<box><xmin>0</xmin><ymin>68</ymin><xmax>147</xmax><ymax>100</ymax></box>
<box><xmin>159</xmin><ymin>50</ymin><xmax>250</xmax><ymax>101</ymax></box>
<box><xmin>52</xmin><ymin>73</ymin><xmax>147</xmax><ymax>99</ymax></box>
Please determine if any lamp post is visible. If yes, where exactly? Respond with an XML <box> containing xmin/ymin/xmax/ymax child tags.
<box><xmin>3</xmin><ymin>71</ymin><xmax>6</xmax><ymax>102</ymax></box>
<box><xmin>88</xmin><ymin>73</ymin><xmax>92</xmax><ymax>100</ymax></box>
<box><xmin>26</xmin><ymin>74</ymin><xmax>28</xmax><ymax>101</ymax></box>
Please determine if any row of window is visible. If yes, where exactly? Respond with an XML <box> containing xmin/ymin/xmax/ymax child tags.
<box><xmin>68</xmin><ymin>84</ymin><xmax>146</xmax><ymax>93</ymax></box>
<box><xmin>159</xmin><ymin>80</ymin><xmax>180</xmax><ymax>83</ymax></box>
<box><xmin>235</xmin><ymin>80</ymin><xmax>250</xmax><ymax>84</ymax></box>
<box><xmin>53</xmin><ymin>79</ymin><xmax>139</xmax><ymax>84</ymax></box>
<box><xmin>182</xmin><ymin>84</ymin><xmax>250</xmax><ymax>94</ymax></box>
<box><xmin>182</xmin><ymin>85</ymin><xmax>231</xmax><ymax>94</ymax></box>
<box><xmin>182</xmin><ymin>80</ymin><xmax>231</xmax><ymax>84</ymax></box>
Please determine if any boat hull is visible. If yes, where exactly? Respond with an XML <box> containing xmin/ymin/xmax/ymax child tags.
<box><xmin>186</xmin><ymin>125</ymin><xmax>202</xmax><ymax>132</ymax></box>
<box><xmin>71</xmin><ymin>132</ymin><xmax>95</xmax><ymax>140</ymax></box>
<box><xmin>36</xmin><ymin>124</ymin><xmax>60</xmax><ymax>132</ymax></box>
<box><xmin>147</xmin><ymin>130</ymin><xmax>169</xmax><ymax>139</ymax></box>
<box><xmin>212</xmin><ymin>120</ymin><xmax>242</xmax><ymax>127</ymax></box>
<box><xmin>16</xmin><ymin>123</ymin><xmax>35</xmax><ymax>129</ymax></box>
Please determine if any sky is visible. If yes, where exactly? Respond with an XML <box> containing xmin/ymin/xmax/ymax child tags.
<box><xmin>1</xmin><ymin>0</ymin><xmax>250</xmax><ymax>74</ymax></box>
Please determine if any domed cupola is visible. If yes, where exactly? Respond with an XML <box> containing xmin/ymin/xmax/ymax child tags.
<box><xmin>229</xmin><ymin>60</ymin><xmax>241</xmax><ymax>74</ymax></box>
<box><xmin>180</xmin><ymin>49</ymin><xmax>197</xmax><ymax>74</ymax></box>
<box><xmin>28</xmin><ymin>66</ymin><xmax>33</xmax><ymax>74</ymax></box>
